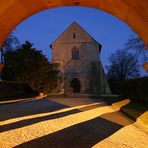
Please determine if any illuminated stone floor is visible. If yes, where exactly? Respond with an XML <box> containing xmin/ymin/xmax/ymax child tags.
<box><xmin>0</xmin><ymin>98</ymin><xmax>147</xmax><ymax>148</ymax></box>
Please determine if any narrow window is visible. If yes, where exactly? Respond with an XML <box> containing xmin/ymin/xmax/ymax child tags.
<box><xmin>73</xmin><ymin>33</ymin><xmax>76</xmax><ymax>38</ymax></box>
<box><xmin>72</xmin><ymin>48</ymin><xmax>75</xmax><ymax>59</ymax></box>
<box><xmin>72</xmin><ymin>47</ymin><xmax>79</xmax><ymax>60</ymax></box>
<box><xmin>76</xmin><ymin>48</ymin><xmax>79</xmax><ymax>59</ymax></box>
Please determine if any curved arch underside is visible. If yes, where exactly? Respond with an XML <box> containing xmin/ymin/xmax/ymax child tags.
<box><xmin>0</xmin><ymin>0</ymin><xmax>148</xmax><ymax>48</ymax></box>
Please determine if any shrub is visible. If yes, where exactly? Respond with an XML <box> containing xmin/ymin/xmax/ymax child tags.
<box><xmin>2</xmin><ymin>41</ymin><xmax>58</xmax><ymax>94</ymax></box>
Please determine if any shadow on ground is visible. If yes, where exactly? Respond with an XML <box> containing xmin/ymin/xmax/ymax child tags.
<box><xmin>121</xmin><ymin>102</ymin><xmax>148</xmax><ymax>120</ymax></box>
<box><xmin>0</xmin><ymin>99</ymin><xmax>68</xmax><ymax>122</ymax></box>
<box><xmin>14</xmin><ymin>113</ymin><xmax>123</xmax><ymax>148</ymax></box>
<box><xmin>0</xmin><ymin>103</ymin><xmax>106</xmax><ymax>133</ymax></box>
<box><xmin>0</xmin><ymin>98</ymin><xmax>104</xmax><ymax>122</ymax></box>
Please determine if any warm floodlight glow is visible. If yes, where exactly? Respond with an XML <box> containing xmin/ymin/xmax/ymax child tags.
<box><xmin>0</xmin><ymin>0</ymin><xmax>148</xmax><ymax>48</ymax></box>
<box><xmin>0</xmin><ymin>104</ymin><xmax>122</xmax><ymax>147</ymax></box>
<box><xmin>0</xmin><ymin>98</ymin><xmax>147</xmax><ymax>148</ymax></box>
<box><xmin>0</xmin><ymin>102</ymin><xmax>101</xmax><ymax>126</ymax></box>
<box><xmin>0</xmin><ymin>64</ymin><xmax>4</xmax><ymax>71</ymax></box>
<box><xmin>143</xmin><ymin>62</ymin><xmax>148</xmax><ymax>73</ymax></box>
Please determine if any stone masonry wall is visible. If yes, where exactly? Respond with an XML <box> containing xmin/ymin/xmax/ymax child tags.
<box><xmin>51</xmin><ymin>22</ymin><xmax>110</xmax><ymax>95</ymax></box>
<box><xmin>52</xmin><ymin>41</ymin><xmax>100</xmax><ymax>94</ymax></box>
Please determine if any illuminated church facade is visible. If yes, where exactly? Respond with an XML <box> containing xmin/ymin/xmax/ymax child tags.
<box><xmin>50</xmin><ymin>22</ymin><xmax>111</xmax><ymax>96</ymax></box>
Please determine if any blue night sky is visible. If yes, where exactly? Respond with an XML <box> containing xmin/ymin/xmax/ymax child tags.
<box><xmin>13</xmin><ymin>6</ymin><xmax>144</xmax><ymax>74</ymax></box>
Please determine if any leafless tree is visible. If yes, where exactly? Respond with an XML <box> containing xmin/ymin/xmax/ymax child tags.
<box><xmin>0</xmin><ymin>32</ymin><xmax>19</xmax><ymax>63</ymax></box>
<box><xmin>125</xmin><ymin>36</ymin><xmax>148</xmax><ymax>62</ymax></box>
<box><xmin>106</xmin><ymin>49</ymin><xmax>140</xmax><ymax>81</ymax></box>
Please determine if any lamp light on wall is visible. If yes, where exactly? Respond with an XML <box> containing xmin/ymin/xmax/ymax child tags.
<box><xmin>143</xmin><ymin>62</ymin><xmax>148</xmax><ymax>73</ymax></box>
<box><xmin>0</xmin><ymin>63</ymin><xmax>4</xmax><ymax>81</ymax></box>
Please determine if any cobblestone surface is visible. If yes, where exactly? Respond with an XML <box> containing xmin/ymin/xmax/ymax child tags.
<box><xmin>0</xmin><ymin>98</ymin><xmax>147</xmax><ymax>148</ymax></box>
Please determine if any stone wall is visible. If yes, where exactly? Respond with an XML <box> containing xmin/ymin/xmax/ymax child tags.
<box><xmin>52</xmin><ymin>42</ymin><xmax>101</xmax><ymax>94</ymax></box>
<box><xmin>92</xmin><ymin>61</ymin><xmax>111</xmax><ymax>96</ymax></box>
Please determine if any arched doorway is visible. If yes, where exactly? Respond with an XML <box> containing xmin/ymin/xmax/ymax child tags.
<box><xmin>71</xmin><ymin>78</ymin><xmax>81</xmax><ymax>93</ymax></box>
<box><xmin>0</xmin><ymin>1</ymin><xmax>148</xmax><ymax>49</ymax></box>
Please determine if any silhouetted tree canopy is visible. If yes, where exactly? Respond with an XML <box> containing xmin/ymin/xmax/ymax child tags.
<box><xmin>0</xmin><ymin>32</ymin><xmax>20</xmax><ymax>63</ymax></box>
<box><xmin>2</xmin><ymin>33</ymin><xmax>20</xmax><ymax>51</ymax></box>
<box><xmin>2</xmin><ymin>41</ymin><xmax>58</xmax><ymax>93</ymax></box>
<box><xmin>106</xmin><ymin>49</ymin><xmax>140</xmax><ymax>94</ymax></box>
<box><xmin>125</xmin><ymin>36</ymin><xmax>148</xmax><ymax>62</ymax></box>
<box><xmin>107</xmin><ymin>49</ymin><xmax>140</xmax><ymax>80</ymax></box>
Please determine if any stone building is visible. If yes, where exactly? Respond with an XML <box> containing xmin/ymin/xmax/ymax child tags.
<box><xmin>50</xmin><ymin>22</ymin><xmax>111</xmax><ymax>96</ymax></box>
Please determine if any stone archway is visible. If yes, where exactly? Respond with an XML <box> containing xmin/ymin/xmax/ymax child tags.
<box><xmin>0</xmin><ymin>0</ymin><xmax>147</xmax><ymax>48</ymax></box>
<box><xmin>71</xmin><ymin>78</ymin><xmax>81</xmax><ymax>93</ymax></box>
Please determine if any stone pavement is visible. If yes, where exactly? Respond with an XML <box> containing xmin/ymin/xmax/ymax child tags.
<box><xmin>0</xmin><ymin>98</ymin><xmax>147</xmax><ymax>148</ymax></box>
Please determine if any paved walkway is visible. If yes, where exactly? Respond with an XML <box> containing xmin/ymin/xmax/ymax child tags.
<box><xmin>0</xmin><ymin>98</ymin><xmax>147</xmax><ymax>148</ymax></box>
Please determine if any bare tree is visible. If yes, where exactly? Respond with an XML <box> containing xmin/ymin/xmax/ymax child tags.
<box><xmin>106</xmin><ymin>49</ymin><xmax>140</xmax><ymax>81</ymax></box>
<box><xmin>106</xmin><ymin>49</ymin><xmax>140</xmax><ymax>94</ymax></box>
<box><xmin>125</xmin><ymin>36</ymin><xmax>148</xmax><ymax>62</ymax></box>
<box><xmin>0</xmin><ymin>32</ymin><xmax>19</xmax><ymax>63</ymax></box>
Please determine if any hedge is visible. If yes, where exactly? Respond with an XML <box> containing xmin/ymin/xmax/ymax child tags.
<box><xmin>118</xmin><ymin>77</ymin><xmax>148</xmax><ymax>104</ymax></box>
<box><xmin>0</xmin><ymin>81</ymin><xmax>38</xmax><ymax>100</ymax></box>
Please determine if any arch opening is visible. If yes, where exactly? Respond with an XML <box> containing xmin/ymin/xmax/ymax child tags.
<box><xmin>71</xmin><ymin>78</ymin><xmax>81</xmax><ymax>93</ymax></box>
<box><xmin>0</xmin><ymin>0</ymin><xmax>148</xmax><ymax>49</ymax></box>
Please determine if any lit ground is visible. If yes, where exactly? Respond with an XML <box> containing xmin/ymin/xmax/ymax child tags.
<box><xmin>0</xmin><ymin>98</ymin><xmax>147</xmax><ymax>148</ymax></box>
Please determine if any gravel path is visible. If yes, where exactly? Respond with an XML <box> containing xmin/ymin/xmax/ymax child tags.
<box><xmin>0</xmin><ymin>98</ymin><xmax>147</xmax><ymax>148</ymax></box>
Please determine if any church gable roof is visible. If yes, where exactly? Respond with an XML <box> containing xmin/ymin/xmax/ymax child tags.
<box><xmin>50</xmin><ymin>22</ymin><xmax>102</xmax><ymax>52</ymax></box>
